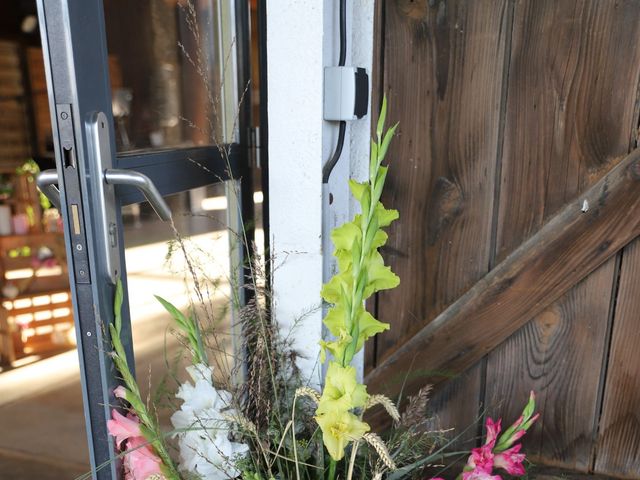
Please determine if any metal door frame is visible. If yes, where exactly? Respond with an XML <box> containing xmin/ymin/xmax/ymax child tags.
<box><xmin>35</xmin><ymin>0</ymin><xmax>253</xmax><ymax>478</ymax></box>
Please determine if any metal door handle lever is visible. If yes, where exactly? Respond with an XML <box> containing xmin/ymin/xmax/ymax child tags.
<box><xmin>36</xmin><ymin>169</ymin><xmax>61</xmax><ymax>209</ymax></box>
<box><xmin>104</xmin><ymin>169</ymin><xmax>172</xmax><ymax>221</ymax></box>
<box><xmin>36</xmin><ymin>169</ymin><xmax>172</xmax><ymax>222</ymax></box>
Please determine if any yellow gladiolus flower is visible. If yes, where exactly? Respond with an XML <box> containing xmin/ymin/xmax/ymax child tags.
<box><xmin>317</xmin><ymin>361</ymin><xmax>368</xmax><ymax>414</ymax></box>
<box><xmin>315</xmin><ymin>409</ymin><xmax>370</xmax><ymax>460</ymax></box>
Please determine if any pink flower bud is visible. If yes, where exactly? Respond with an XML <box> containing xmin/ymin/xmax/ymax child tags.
<box><xmin>114</xmin><ymin>385</ymin><xmax>127</xmax><ymax>399</ymax></box>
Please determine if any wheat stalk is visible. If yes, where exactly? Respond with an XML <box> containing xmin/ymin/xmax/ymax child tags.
<box><xmin>365</xmin><ymin>394</ymin><xmax>400</xmax><ymax>423</ymax></box>
<box><xmin>295</xmin><ymin>386</ymin><xmax>321</xmax><ymax>404</ymax></box>
<box><xmin>363</xmin><ymin>433</ymin><xmax>397</xmax><ymax>471</ymax></box>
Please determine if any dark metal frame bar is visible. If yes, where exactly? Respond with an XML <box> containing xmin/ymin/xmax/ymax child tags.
<box><xmin>115</xmin><ymin>145</ymin><xmax>240</xmax><ymax>205</ymax></box>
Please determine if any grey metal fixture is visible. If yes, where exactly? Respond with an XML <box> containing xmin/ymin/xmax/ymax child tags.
<box><xmin>37</xmin><ymin>113</ymin><xmax>172</xmax><ymax>286</ymax></box>
<box><xmin>36</xmin><ymin>169</ymin><xmax>61</xmax><ymax>209</ymax></box>
<box><xmin>103</xmin><ymin>170</ymin><xmax>171</xmax><ymax>221</ymax></box>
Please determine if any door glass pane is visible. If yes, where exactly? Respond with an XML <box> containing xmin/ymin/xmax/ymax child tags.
<box><xmin>103</xmin><ymin>0</ymin><xmax>238</xmax><ymax>152</ymax></box>
<box><xmin>121</xmin><ymin>184</ymin><xmax>265</xmax><ymax>425</ymax></box>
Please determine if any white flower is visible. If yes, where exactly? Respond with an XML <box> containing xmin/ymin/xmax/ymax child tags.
<box><xmin>171</xmin><ymin>363</ymin><xmax>249</xmax><ymax>479</ymax></box>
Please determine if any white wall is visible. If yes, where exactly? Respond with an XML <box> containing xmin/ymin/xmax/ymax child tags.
<box><xmin>267</xmin><ymin>0</ymin><xmax>375</xmax><ymax>384</ymax></box>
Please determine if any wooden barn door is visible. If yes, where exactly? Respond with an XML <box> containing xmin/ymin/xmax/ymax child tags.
<box><xmin>366</xmin><ymin>1</ymin><xmax>640</xmax><ymax>478</ymax></box>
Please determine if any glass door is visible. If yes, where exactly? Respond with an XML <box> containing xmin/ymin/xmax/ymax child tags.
<box><xmin>34</xmin><ymin>0</ymin><xmax>253</xmax><ymax>478</ymax></box>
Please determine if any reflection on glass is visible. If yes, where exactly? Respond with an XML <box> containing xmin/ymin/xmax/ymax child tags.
<box><xmin>103</xmin><ymin>0</ymin><xmax>238</xmax><ymax>152</ymax></box>
<box><xmin>122</xmin><ymin>188</ymin><xmax>235</xmax><ymax>397</ymax></box>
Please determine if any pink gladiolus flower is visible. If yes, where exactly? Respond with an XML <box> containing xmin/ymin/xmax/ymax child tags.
<box><xmin>467</xmin><ymin>445</ymin><xmax>494</xmax><ymax>472</ymax></box>
<box><xmin>124</xmin><ymin>437</ymin><xmax>164</xmax><ymax>480</ymax></box>
<box><xmin>494</xmin><ymin>444</ymin><xmax>526</xmax><ymax>476</ymax></box>
<box><xmin>462</xmin><ymin>470</ymin><xmax>502</xmax><ymax>480</ymax></box>
<box><xmin>485</xmin><ymin>418</ymin><xmax>501</xmax><ymax>448</ymax></box>
<box><xmin>107</xmin><ymin>409</ymin><xmax>164</xmax><ymax>480</ymax></box>
<box><xmin>107</xmin><ymin>409</ymin><xmax>141</xmax><ymax>448</ymax></box>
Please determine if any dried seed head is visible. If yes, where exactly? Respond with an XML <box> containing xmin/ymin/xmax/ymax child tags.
<box><xmin>363</xmin><ymin>432</ymin><xmax>397</xmax><ymax>471</ymax></box>
<box><xmin>401</xmin><ymin>385</ymin><xmax>432</xmax><ymax>427</ymax></box>
<box><xmin>295</xmin><ymin>386</ymin><xmax>321</xmax><ymax>404</ymax></box>
<box><xmin>221</xmin><ymin>413</ymin><xmax>258</xmax><ymax>436</ymax></box>
<box><xmin>365</xmin><ymin>394</ymin><xmax>400</xmax><ymax>423</ymax></box>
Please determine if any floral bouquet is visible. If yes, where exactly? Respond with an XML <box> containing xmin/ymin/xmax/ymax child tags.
<box><xmin>102</xmin><ymin>99</ymin><xmax>539</xmax><ymax>480</ymax></box>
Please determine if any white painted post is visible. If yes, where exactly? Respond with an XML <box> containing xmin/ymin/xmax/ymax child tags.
<box><xmin>267</xmin><ymin>0</ymin><xmax>375</xmax><ymax>385</ymax></box>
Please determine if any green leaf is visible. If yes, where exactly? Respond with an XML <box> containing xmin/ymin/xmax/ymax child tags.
<box><xmin>114</xmin><ymin>279</ymin><xmax>124</xmax><ymax>332</ymax></box>
<box><xmin>372</xmin><ymin>166</ymin><xmax>388</xmax><ymax>205</ymax></box>
<box><xmin>363</xmin><ymin>214</ymin><xmax>379</xmax><ymax>254</ymax></box>
<box><xmin>376</xmin><ymin>95</ymin><xmax>388</xmax><ymax>141</ymax></box>
<box><xmin>155</xmin><ymin>295</ymin><xmax>189</xmax><ymax>329</ymax></box>
<box><xmin>377</xmin><ymin>122</ymin><xmax>398</xmax><ymax>167</ymax></box>
<box><xmin>360</xmin><ymin>190</ymin><xmax>371</xmax><ymax>231</ymax></box>
<box><xmin>340</xmin><ymin>282</ymin><xmax>352</xmax><ymax>313</ymax></box>
<box><xmin>522</xmin><ymin>391</ymin><xmax>536</xmax><ymax>421</ymax></box>
<box><xmin>369</xmin><ymin>140</ymin><xmax>379</xmax><ymax>183</ymax></box>
<box><xmin>351</xmin><ymin>234</ymin><xmax>362</xmax><ymax>276</ymax></box>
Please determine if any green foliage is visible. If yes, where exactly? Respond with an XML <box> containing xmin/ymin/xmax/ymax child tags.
<box><xmin>315</xmin><ymin>96</ymin><xmax>401</xmax><ymax>467</ymax></box>
<box><xmin>319</xmin><ymin>95</ymin><xmax>399</xmax><ymax>368</ymax></box>
<box><xmin>155</xmin><ymin>294</ymin><xmax>207</xmax><ymax>366</ymax></box>
<box><xmin>109</xmin><ymin>280</ymin><xmax>180</xmax><ymax>480</ymax></box>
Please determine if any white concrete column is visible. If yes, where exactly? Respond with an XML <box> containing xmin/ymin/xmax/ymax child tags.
<box><xmin>267</xmin><ymin>0</ymin><xmax>375</xmax><ymax>384</ymax></box>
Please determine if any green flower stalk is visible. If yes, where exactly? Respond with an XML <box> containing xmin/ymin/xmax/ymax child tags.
<box><xmin>315</xmin><ymin>97</ymin><xmax>400</xmax><ymax>463</ymax></box>
<box><xmin>110</xmin><ymin>280</ymin><xmax>180</xmax><ymax>480</ymax></box>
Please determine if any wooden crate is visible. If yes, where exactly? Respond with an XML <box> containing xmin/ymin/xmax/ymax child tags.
<box><xmin>0</xmin><ymin>232</ymin><xmax>74</xmax><ymax>362</ymax></box>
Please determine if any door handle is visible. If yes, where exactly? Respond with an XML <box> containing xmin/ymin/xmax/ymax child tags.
<box><xmin>36</xmin><ymin>169</ymin><xmax>172</xmax><ymax>222</ymax></box>
<box><xmin>37</xmin><ymin>111</ymin><xmax>173</xmax><ymax>284</ymax></box>
<box><xmin>104</xmin><ymin>169</ymin><xmax>172</xmax><ymax>221</ymax></box>
<box><xmin>36</xmin><ymin>169</ymin><xmax>61</xmax><ymax>209</ymax></box>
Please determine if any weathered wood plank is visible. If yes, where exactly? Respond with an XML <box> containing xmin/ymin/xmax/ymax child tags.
<box><xmin>366</xmin><ymin>149</ymin><xmax>640</xmax><ymax>424</ymax></box>
<box><xmin>426</xmin><ymin>462</ymin><xmax>619</xmax><ymax>480</ymax></box>
<box><xmin>527</xmin><ymin>465</ymin><xmax>622</xmax><ymax>480</ymax></box>
<box><xmin>594</xmin><ymin>237</ymin><xmax>640</xmax><ymax>477</ymax></box>
<box><xmin>485</xmin><ymin>259</ymin><xmax>616</xmax><ymax>470</ymax></box>
<box><xmin>371</xmin><ymin>0</ymin><xmax>512</xmax><ymax>442</ymax></box>
<box><xmin>375</xmin><ymin>0</ymin><xmax>509</xmax><ymax>366</ymax></box>
<box><xmin>484</xmin><ymin>0</ymin><xmax>640</xmax><ymax>471</ymax></box>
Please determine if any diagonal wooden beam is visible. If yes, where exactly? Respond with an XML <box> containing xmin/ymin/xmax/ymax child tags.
<box><xmin>366</xmin><ymin>149</ymin><xmax>640</xmax><ymax>403</ymax></box>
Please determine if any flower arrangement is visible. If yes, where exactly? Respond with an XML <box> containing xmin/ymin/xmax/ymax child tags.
<box><xmin>103</xmin><ymin>99</ymin><xmax>539</xmax><ymax>480</ymax></box>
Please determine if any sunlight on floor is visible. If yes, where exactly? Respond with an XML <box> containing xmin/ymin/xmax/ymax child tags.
<box><xmin>0</xmin><ymin>224</ymin><xmax>264</xmax><ymax>474</ymax></box>
<box><xmin>0</xmin><ymin>229</ymin><xmax>241</xmax><ymax>406</ymax></box>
